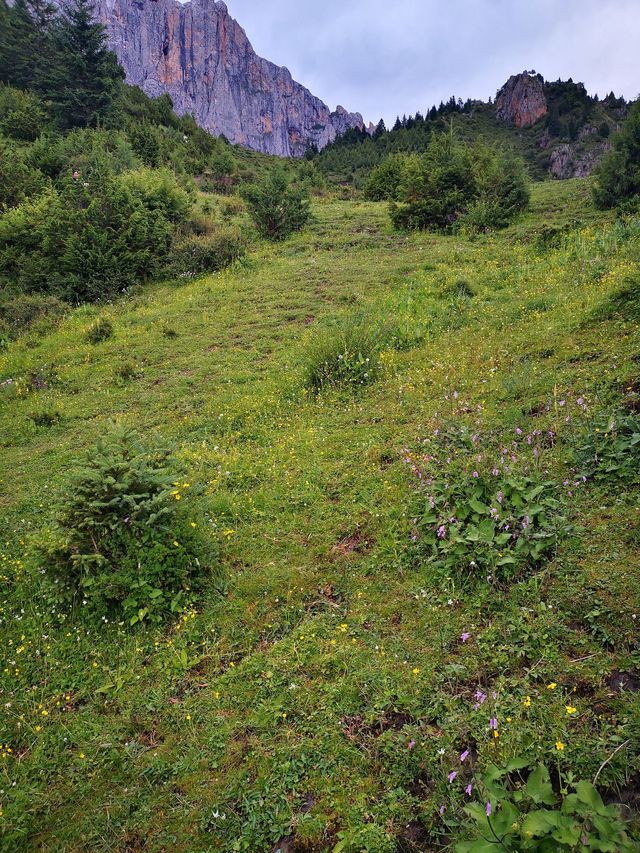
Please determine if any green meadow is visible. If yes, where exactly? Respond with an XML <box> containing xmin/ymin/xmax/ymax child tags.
<box><xmin>1</xmin><ymin>180</ymin><xmax>639</xmax><ymax>851</ymax></box>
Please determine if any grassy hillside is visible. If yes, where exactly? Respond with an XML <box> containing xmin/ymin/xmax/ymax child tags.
<box><xmin>1</xmin><ymin>180</ymin><xmax>639</xmax><ymax>851</ymax></box>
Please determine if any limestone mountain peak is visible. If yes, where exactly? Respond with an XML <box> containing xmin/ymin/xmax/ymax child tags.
<box><xmin>93</xmin><ymin>0</ymin><xmax>364</xmax><ymax>156</ymax></box>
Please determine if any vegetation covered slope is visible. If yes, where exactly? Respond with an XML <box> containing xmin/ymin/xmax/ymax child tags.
<box><xmin>315</xmin><ymin>82</ymin><xmax>629</xmax><ymax>188</ymax></box>
<box><xmin>1</xmin><ymin>180</ymin><xmax>639</xmax><ymax>850</ymax></box>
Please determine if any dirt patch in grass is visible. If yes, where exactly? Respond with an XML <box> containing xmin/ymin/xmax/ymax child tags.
<box><xmin>340</xmin><ymin>710</ymin><xmax>416</xmax><ymax>742</ymax></box>
<box><xmin>331</xmin><ymin>531</ymin><xmax>372</xmax><ymax>557</ymax></box>
<box><xmin>608</xmin><ymin>671</ymin><xmax>640</xmax><ymax>694</ymax></box>
<box><xmin>397</xmin><ymin>819</ymin><xmax>432</xmax><ymax>851</ymax></box>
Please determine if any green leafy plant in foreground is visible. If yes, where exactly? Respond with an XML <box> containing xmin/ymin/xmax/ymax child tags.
<box><xmin>415</xmin><ymin>473</ymin><xmax>563</xmax><ymax>583</ymax></box>
<box><xmin>574</xmin><ymin>411</ymin><xmax>640</xmax><ymax>483</ymax></box>
<box><xmin>43</xmin><ymin>425</ymin><xmax>216</xmax><ymax>623</ymax></box>
<box><xmin>457</xmin><ymin>761</ymin><xmax>637</xmax><ymax>852</ymax></box>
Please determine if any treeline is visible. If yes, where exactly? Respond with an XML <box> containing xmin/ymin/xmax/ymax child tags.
<box><xmin>314</xmin><ymin>79</ymin><xmax>628</xmax><ymax>186</ymax></box>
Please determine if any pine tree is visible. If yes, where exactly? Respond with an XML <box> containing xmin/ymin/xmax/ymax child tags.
<box><xmin>373</xmin><ymin>119</ymin><xmax>386</xmax><ymax>139</ymax></box>
<box><xmin>0</xmin><ymin>0</ymin><xmax>10</xmax><ymax>83</ymax></box>
<box><xmin>45</xmin><ymin>0</ymin><xmax>124</xmax><ymax>129</ymax></box>
<box><xmin>2</xmin><ymin>0</ymin><xmax>38</xmax><ymax>88</ymax></box>
<box><xmin>27</xmin><ymin>0</ymin><xmax>58</xmax><ymax>87</ymax></box>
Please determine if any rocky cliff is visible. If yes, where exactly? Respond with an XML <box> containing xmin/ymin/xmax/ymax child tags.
<box><xmin>496</xmin><ymin>71</ymin><xmax>548</xmax><ymax>128</ymax></box>
<box><xmin>94</xmin><ymin>0</ymin><xmax>364</xmax><ymax>157</ymax></box>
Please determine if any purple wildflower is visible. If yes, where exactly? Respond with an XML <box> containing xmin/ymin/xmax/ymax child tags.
<box><xmin>486</xmin><ymin>802</ymin><xmax>492</xmax><ymax>817</ymax></box>
<box><xmin>408</xmin><ymin>740</ymin><xmax>416</xmax><ymax>750</ymax></box>
<box><xmin>461</xmin><ymin>632</ymin><xmax>471</xmax><ymax>643</ymax></box>
<box><xmin>437</xmin><ymin>525</ymin><xmax>447</xmax><ymax>539</ymax></box>
<box><xmin>439</xmin><ymin>804</ymin><xmax>446</xmax><ymax>815</ymax></box>
<box><xmin>465</xmin><ymin>783</ymin><xmax>473</xmax><ymax>796</ymax></box>
<box><xmin>472</xmin><ymin>471</ymin><xmax>479</xmax><ymax>478</ymax></box>
<box><xmin>460</xmin><ymin>750</ymin><xmax>469</xmax><ymax>763</ymax></box>
<box><xmin>448</xmin><ymin>771</ymin><xmax>458</xmax><ymax>784</ymax></box>
<box><xmin>489</xmin><ymin>718</ymin><xmax>498</xmax><ymax>730</ymax></box>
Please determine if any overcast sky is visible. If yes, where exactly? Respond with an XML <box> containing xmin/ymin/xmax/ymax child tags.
<box><xmin>221</xmin><ymin>0</ymin><xmax>640</xmax><ymax>124</ymax></box>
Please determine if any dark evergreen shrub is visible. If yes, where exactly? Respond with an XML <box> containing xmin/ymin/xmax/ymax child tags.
<box><xmin>44</xmin><ymin>425</ymin><xmax>216</xmax><ymax>623</ymax></box>
<box><xmin>0</xmin><ymin>169</ymin><xmax>191</xmax><ymax>301</ymax></box>
<box><xmin>363</xmin><ymin>153</ymin><xmax>413</xmax><ymax>201</ymax></box>
<box><xmin>389</xmin><ymin>134</ymin><xmax>529</xmax><ymax>232</ymax></box>
<box><xmin>242</xmin><ymin>169</ymin><xmax>311</xmax><ymax>241</ymax></box>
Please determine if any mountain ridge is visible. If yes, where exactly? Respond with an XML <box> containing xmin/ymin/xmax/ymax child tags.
<box><xmin>92</xmin><ymin>0</ymin><xmax>365</xmax><ymax>157</ymax></box>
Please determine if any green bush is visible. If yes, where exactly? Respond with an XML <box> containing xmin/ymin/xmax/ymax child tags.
<box><xmin>593</xmin><ymin>101</ymin><xmax>640</xmax><ymax>210</ymax></box>
<box><xmin>390</xmin><ymin>134</ymin><xmax>529</xmax><ymax>232</ymax></box>
<box><xmin>84</xmin><ymin>317</ymin><xmax>113</xmax><ymax>344</ymax></box>
<box><xmin>303</xmin><ymin>315</ymin><xmax>387</xmax><ymax>394</ymax></box>
<box><xmin>364</xmin><ymin>153</ymin><xmax>415</xmax><ymax>201</ymax></box>
<box><xmin>220</xmin><ymin>196</ymin><xmax>245</xmax><ymax>219</ymax></box>
<box><xmin>242</xmin><ymin>169</ymin><xmax>311</xmax><ymax>241</ymax></box>
<box><xmin>28</xmin><ymin>129</ymin><xmax>140</xmax><ymax>182</ymax></box>
<box><xmin>118</xmin><ymin>167</ymin><xmax>192</xmax><ymax>223</ymax></box>
<box><xmin>44</xmin><ymin>426</ymin><xmax>215</xmax><ymax>623</ymax></box>
<box><xmin>0</xmin><ymin>140</ymin><xmax>47</xmax><ymax>209</ymax></box>
<box><xmin>457</xmin><ymin>761</ymin><xmax>638</xmax><ymax>852</ymax></box>
<box><xmin>415</xmin><ymin>473</ymin><xmax>562</xmax><ymax>582</ymax></box>
<box><xmin>169</xmin><ymin>228</ymin><xmax>246</xmax><ymax>278</ymax></box>
<box><xmin>439</xmin><ymin>278</ymin><xmax>476</xmax><ymax>300</ymax></box>
<box><xmin>0</xmin><ymin>168</ymin><xmax>191</xmax><ymax>301</ymax></box>
<box><xmin>200</xmin><ymin>147</ymin><xmax>237</xmax><ymax>194</ymax></box>
<box><xmin>0</xmin><ymin>84</ymin><xmax>48</xmax><ymax>141</ymax></box>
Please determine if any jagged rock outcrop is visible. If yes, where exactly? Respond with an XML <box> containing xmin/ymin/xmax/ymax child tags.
<box><xmin>496</xmin><ymin>71</ymin><xmax>548</xmax><ymax>128</ymax></box>
<box><xmin>549</xmin><ymin>139</ymin><xmax>612</xmax><ymax>179</ymax></box>
<box><xmin>94</xmin><ymin>0</ymin><xmax>364</xmax><ymax>156</ymax></box>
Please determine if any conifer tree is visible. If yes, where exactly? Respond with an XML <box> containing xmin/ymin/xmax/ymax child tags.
<box><xmin>2</xmin><ymin>0</ymin><xmax>38</xmax><ymax>88</ymax></box>
<box><xmin>373</xmin><ymin>119</ymin><xmax>386</xmax><ymax>139</ymax></box>
<box><xmin>28</xmin><ymin>0</ymin><xmax>58</xmax><ymax>83</ymax></box>
<box><xmin>0</xmin><ymin>0</ymin><xmax>10</xmax><ymax>83</ymax></box>
<box><xmin>45</xmin><ymin>0</ymin><xmax>123</xmax><ymax>129</ymax></box>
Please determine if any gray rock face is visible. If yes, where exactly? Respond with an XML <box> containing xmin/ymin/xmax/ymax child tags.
<box><xmin>94</xmin><ymin>0</ymin><xmax>364</xmax><ymax>156</ymax></box>
<box><xmin>549</xmin><ymin>140</ymin><xmax>612</xmax><ymax>179</ymax></box>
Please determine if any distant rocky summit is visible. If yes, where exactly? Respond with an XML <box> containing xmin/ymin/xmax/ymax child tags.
<box><xmin>94</xmin><ymin>0</ymin><xmax>364</xmax><ymax>156</ymax></box>
<box><xmin>496</xmin><ymin>71</ymin><xmax>548</xmax><ymax>128</ymax></box>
